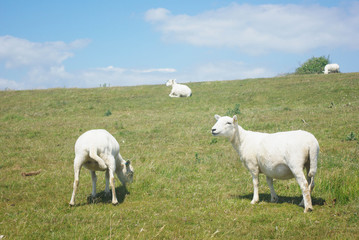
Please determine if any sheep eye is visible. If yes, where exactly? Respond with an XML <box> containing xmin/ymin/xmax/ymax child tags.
<box><xmin>226</xmin><ymin>122</ymin><xmax>232</xmax><ymax>125</ymax></box>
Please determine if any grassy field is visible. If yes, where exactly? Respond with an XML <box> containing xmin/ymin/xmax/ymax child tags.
<box><xmin>0</xmin><ymin>73</ymin><xmax>358</xmax><ymax>239</ymax></box>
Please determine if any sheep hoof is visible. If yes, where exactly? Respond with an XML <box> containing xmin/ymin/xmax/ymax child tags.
<box><xmin>112</xmin><ymin>201</ymin><xmax>119</xmax><ymax>205</ymax></box>
<box><xmin>304</xmin><ymin>207</ymin><xmax>313</xmax><ymax>213</ymax></box>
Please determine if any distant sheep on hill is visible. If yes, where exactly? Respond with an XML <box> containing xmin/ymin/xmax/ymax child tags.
<box><xmin>211</xmin><ymin>114</ymin><xmax>319</xmax><ymax>212</ymax></box>
<box><xmin>69</xmin><ymin>129</ymin><xmax>134</xmax><ymax>206</ymax></box>
<box><xmin>323</xmin><ymin>63</ymin><xmax>340</xmax><ymax>74</ymax></box>
<box><xmin>166</xmin><ymin>79</ymin><xmax>192</xmax><ymax>97</ymax></box>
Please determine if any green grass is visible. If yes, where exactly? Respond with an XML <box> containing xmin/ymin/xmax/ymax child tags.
<box><xmin>1</xmin><ymin>73</ymin><xmax>358</xmax><ymax>239</ymax></box>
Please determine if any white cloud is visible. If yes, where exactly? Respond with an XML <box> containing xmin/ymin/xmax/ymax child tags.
<box><xmin>0</xmin><ymin>34</ymin><xmax>178</xmax><ymax>89</ymax></box>
<box><xmin>132</xmin><ymin>68</ymin><xmax>176</xmax><ymax>73</ymax></box>
<box><xmin>145</xmin><ymin>8</ymin><xmax>171</xmax><ymax>22</ymax></box>
<box><xmin>76</xmin><ymin>63</ymin><xmax>271</xmax><ymax>88</ymax></box>
<box><xmin>96</xmin><ymin>66</ymin><xmax>127</xmax><ymax>73</ymax></box>
<box><xmin>0</xmin><ymin>36</ymin><xmax>91</xmax><ymax>89</ymax></box>
<box><xmin>0</xmin><ymin>35</ymin><xmax>271</xmax><ymax>90</ymax></box>
<box><xmin>177</xmin><ymin>61</ymin><xmax>274</xmax><ymax>83</ymax></box>
<box><xmin>95</xmin><ymin>66</ymin><xmax>176</xmax><ymax>74</ymax></box>
<box><xmin>0</xmin><ymin>78</ymin><xmax>23</xmax><ymax>90</ymax></box>
<box><xmin>0</xmin><ymin>36</ymin><xmax>90</xmax><ymax>69</ymax></box>
<box><xmin>26</xmin><ymin>65</ymin><xmax>73</xmax><ymax>88</ymax></box>
<box><xmin>78</xmin><ymin>66</ymin><xmax>177</xmax><ymax>87</ymax></box>
<box><xmin>145</xmin><ymin>3</ymin><xmax>359</xmax><ymax>54</ymax></box>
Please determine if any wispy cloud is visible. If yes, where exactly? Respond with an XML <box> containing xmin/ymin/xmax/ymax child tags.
<box><xmin>177</xmin><ymin>61</ymin><xmax>274</xmax><ymax>83</ymax></box>
<box><xmin>145</xmin><ymin>2</ymin><xmax>359</xmax><ymax>54</ymax></box>
<box><xmin>79</xmin><ymin>66</ymin><xmax>177</xmax><ymax>88</ymax></box>
<box><xmin>0</xmin><ymin>35</ymin><xmax>91</xmax><ymax>68</ymax></box>
<box><xmin>96</xmin><ymin>66</ymin><xmax>127</xmax><ymax>73</ymax></box>
<box><xmin>0</xmin><ymin>35</ymin><xmax>91</xmax><ymax>89</ymax></box>
<box><xmin>134</xmin><ymin>68</ymin><xmax>177</xmax><ymax>73</ymax></box>
<box><xmin>0</xmin><ymin>36</ymin><xmax>177</xmax><ymax>89</ymax></box>
<box><xmin>0</xmin><ymin>77</ymin><xmax>23</xmax><ymax>90</ymax></box>
<box><xmin>96</xmin><ymin>66</ymin><xmax>176</xmax><ymax>74</ymax></box>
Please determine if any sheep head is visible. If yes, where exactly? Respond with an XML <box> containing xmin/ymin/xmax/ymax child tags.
<box><xmin>211</xmin><ymin>114</ymin><xmax>238</xmax><ymax>138</ymax></box>
<box><xmin>117</xmin><ymin>160</ymin><xmax>134</xmax><ymax>184</ymax></box>
<box><xmin>166</xmin><ymin>79</ymin><xmax>176</xmax><ymax>86</ymax></box>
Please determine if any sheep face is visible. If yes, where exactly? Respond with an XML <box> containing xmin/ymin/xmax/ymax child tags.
<box><xmin>166</xmin><ymin>79</ymin><xmax>175</xmax><ymax>86</ymax></box>
<box><xmin>211</xmin><ymin>114</ymin><xmax>237</xmax><ymax>138</ymax></box>
<box><xmin>117</xmin><ymin>160</ymin><xmax>134</xmax><ymax>184</ymax></box>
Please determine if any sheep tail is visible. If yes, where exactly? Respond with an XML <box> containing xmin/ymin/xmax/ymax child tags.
<box><xmin>308</xmin><ymin>140</ymin><xmax>319</xmax><ymax>178</ymax></box>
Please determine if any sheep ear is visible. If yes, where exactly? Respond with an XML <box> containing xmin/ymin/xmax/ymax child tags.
<box><xmin>214</xmin><ymin>114</ymin><xmax>221</xmax><ymax>120</ymax></box>
<box><xmin>125</xmin><ymin>160</ymin><xmax>130</xmax><ymax>166</ymax></box>
<box><xmin>233</xmin><ymin>115</ymin><xmax>238</xmax><ymax>124</ymax></box>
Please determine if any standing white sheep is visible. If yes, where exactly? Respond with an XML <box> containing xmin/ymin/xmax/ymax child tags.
<box><xmin>166</xmin><ymin>79</ymin><xmax>192</xmax><ymax>97</ymax></box>
<box><xmin>69</xmin><ymin>129</ymin><xmax>134</xmax><ymax>206</ymax></box>
<box><xmin>323</xmin><ymin>63</ymin><xmax>340</xmax><ymax>74</ymax></box>
<box><xmin>211</xmin><ymin>115</ymin><xmax>319</xmax><ymax>212</ymax></box>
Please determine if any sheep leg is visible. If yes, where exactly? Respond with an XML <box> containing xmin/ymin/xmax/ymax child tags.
<box><xmin>305</xmin><ymin>162</ymin><xmax>315</xmax><ymax>192</ymax></box>
<box><xmin>169</xmin><ymin>91</ymin><xmax>179</xmax><ymax>98</ymax></box>
<box><xmin>250</xmin><ymin>173</ymin><xmax>260</xmax><ymax>204</ymax></box>
<box><xmin>266</xmin><ymin>176</ymin><xmax>278</xmax><ymax>203</ymax></box>
<box><xmin>309</xmin><ymin>176</ymin><xmax>315</xmax><ymax>192</ymax></box>
<box><xmin>89</xmin><ymin>147</ymin><xmax>108</xmax><ymax>170</ymax></box>
<box><xmin>293</xmin><ymin>170</ymin><xmax>313</xmax><ymax>212</ymax></box>
<box><xmin>300</xmin><ymin>163</ymin><xmax>315</xmax><ymax>206</ymax></box>
<box><xmin>109</xmin><ymin>169</ymin><xmax>118</xmax><ymax>205</ymax></box>
<box><xmin>105</xmin><ymin>170</ymin><xmax>110</xmax><ymax>195</ymax></box>
<box><xmin>69</xmin><ymin>162</ymin><xmax>81</xmax><ymax>206</ymax></box>
<box><xmin>91</xmin><ymin>171</ymin><xmax>97</xmax><ymax>198</ymax></box>
<box><xmin>300</xmin><ymin>178</ymin><xmax>315</xmax><ymax>207</ymax></box>
<box><xmin>107</xmin><ymin>158</ymin><xmax>118</xmax><ymax>205</ymax></box>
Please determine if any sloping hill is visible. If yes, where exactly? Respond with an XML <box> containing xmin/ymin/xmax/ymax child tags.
<box><xmin>1</xmin><ymin>73</ymin><xmax>358</xmax><ymax>239</ymax></box>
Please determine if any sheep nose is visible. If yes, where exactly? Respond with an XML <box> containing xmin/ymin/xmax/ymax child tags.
<box><xmin>211</xmin><ymin>129</ymin><xmax>216</xmax><ymax>133</ymax></box>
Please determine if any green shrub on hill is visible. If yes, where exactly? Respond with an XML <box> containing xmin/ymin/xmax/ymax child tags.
<box><xmin>295</xmin><ymin>56</ymin><xmax>330</xmax><ymax>74</ymax></box>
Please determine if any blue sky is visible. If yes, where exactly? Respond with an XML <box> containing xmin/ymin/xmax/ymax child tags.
<box><xmin>1</xmin><ymin>0</ymin><xmax>358</xmax><ymax>90</ymax></box>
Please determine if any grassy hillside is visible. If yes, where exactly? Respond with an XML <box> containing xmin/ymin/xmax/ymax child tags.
<box><xmin>1</xmin><ymin>73</ymin><xmax>358</xmax><ymax>239</ymax></box>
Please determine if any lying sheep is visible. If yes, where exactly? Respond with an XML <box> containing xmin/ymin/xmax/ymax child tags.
<box><xmin>166</xmin><ymin>79</ymin><xmax>192</xmax><ymax>97</ymax></box>
<box><xmin>69</xmin><ymin>129</ymin><xmax>134</xmax><ymax>206</ymax></box>
<box><xmin>323</xmin><ymin>63</ymin><xmax>339</xmax><ymax>74</ymax></box>
<box><xmin>211</xmin><ymin>115</ymin><xmax>319</xmax><ymax>212</ymax></box>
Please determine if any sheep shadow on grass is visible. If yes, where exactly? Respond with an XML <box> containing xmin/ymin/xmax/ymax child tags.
<box><xmin>86</xmin><ymin>185</ymin><xmax>130</xmax><ymax>205</ymax></box>
<box><xmin>230</xmin><ymin>193</ymin><xmax>325</xmax><ymax>207</ymax></box>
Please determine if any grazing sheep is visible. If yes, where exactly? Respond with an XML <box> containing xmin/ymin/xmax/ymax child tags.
<box><xmin>166</xmin><ymin>79</ymin><xmax>192</xmax><ymax>97</ymax></box>
<box><xmin>211</xmin><ymin>115</ymin><xmax>319</xmax><ymax>212</ymax></box>
<box><xmin>323</xmin><ymin>63</ymin><xmax>340</xmax><ymax>74</ymax></box>
<box><xmin>69</xmin><ymin>129</ymin><xmax>134</xmax><ymax>206</ymax></box>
